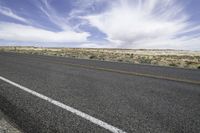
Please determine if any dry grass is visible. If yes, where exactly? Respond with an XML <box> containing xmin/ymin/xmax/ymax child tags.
<box><xmin>1</xmin><ymin>46</ymin><xmax>200</xmax><ymax>69</ymax></box>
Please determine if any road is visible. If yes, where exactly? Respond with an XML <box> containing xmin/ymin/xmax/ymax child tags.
<box><xmin>0</xmin><ymin>52</ymin><xmax>200</xmax><ymax>133</ymax></box>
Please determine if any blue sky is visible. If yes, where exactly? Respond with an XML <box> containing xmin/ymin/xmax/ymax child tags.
<box><xmin>0</xmin><ymin>0</ymin><xmax>200</xmax><ymax>50</ymax></box>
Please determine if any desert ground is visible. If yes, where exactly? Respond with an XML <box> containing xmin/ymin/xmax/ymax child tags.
<box><xmin>1</xmin><ymin>46</ymin><xmax>200</xmax><ymax>69</ymax></box>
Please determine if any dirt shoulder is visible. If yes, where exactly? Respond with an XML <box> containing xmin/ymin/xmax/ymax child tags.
<box><xmin>0</xmin><ymin>110</ymin><xmax>22</xmax><ymax>133</ymax></box>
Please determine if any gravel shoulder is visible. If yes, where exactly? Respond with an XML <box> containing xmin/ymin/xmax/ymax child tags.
<box><xmin>0</xmin><ymin>110</ymin><xmax>22</xmax><ymax>133</ymax></box>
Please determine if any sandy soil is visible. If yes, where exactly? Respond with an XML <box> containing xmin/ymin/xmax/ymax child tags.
<box><xmin>0</xmin><ymin>46</ymin><xmax>200</xmax><ymax>69</ymax></box>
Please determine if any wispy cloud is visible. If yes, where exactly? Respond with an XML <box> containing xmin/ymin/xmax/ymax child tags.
<box><xmin>0</xmin><ymin>6</ymin><xmax>29</xmax><ymax>23</ymax></box>
<box><xmin>0</xmin><ymin>0</ymin><xmax>90</xmax><ymax>43</ymax></box>
<box><xmin>0</xmin><ymin>0</ymin><xmax>199</xmax><ymax>49</ymax></box>
<box><xmin>82</xmin><ymin>0</ymin><xmax>200</xmax><ymax>49</ymax></box>
<box><xmin>39</xmin><ymin>0</ymin><xmax>71</xmax><ymax>30</ymax></box>
<box><xmin>0</xmin><ymin>22</ymin><xmax>89</xmax><ymax>42</ymax></box>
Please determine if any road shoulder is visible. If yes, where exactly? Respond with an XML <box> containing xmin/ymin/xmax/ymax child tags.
<box><xmin>0</xmin><ymin>110</ymin><xmax>22</xmax><ymax>133</ymax></box>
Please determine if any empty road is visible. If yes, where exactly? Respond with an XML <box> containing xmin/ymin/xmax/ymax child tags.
<box><xmin>0</xmin><ymin>52</ymin><xmax>200</xmax><ymax>133</ymax></box>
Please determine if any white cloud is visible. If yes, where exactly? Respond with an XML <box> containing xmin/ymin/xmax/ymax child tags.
<box><xmin>0</xmin><ymin>0</ymin><xmax>199</xmax><ymax>50</ymax></box>
<box><xmin>0</xmin><ymin>1</ymin><xmax>90</xmax><ymax>43</ymax></box>
<box><xmin>83</xmin><ymin>0</ymin><xmax>200</xmax><ymax>49</ymax></box>
<box><xmin>0</xmin><ymin>22</ymin><xmax>90</xmax><ymax>42</ymax></box>
<box><xmin>0</xmin><ymin>6</ymin><xmax>29</xmax><ymax>23</ymax></box>
<box><xmin>39</xmin><ymin>0</ymin><xmax>71</xmax><ymax>30</ymax></box>
<box><xmin>79</xmin><ymin>43</ymin><xmax>104</xmax><ymax>48</ymax></box>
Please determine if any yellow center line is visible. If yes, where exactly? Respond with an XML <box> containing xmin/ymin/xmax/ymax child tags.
<box><xmin>7</xmin><ymin>55</ymin><xmax>200</xmax><ymax>85</ymax></box>
<box><xmin>42</xmin><ymin>59</ymin><xmax>200</xmax><ymax>85</ymax></box>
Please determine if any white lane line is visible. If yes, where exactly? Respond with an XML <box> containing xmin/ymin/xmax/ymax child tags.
<box><xmin>0</xmin><ymin>76</ymin><xmax>126</xmax><ymax>133</ymax></box>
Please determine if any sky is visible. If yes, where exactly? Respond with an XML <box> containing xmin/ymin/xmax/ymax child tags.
<box><xmin>0</xmin><ymin>0</ymin><xmax>200</xmax><ymax>50</ymax></box>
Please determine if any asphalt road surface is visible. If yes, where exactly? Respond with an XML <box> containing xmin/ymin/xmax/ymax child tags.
<box><xmin>0</xmin><ymin>52</ymin><xmax>200</xmax><ymax>133</ymax></box>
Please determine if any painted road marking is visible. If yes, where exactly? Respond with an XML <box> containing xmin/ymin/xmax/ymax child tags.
<box><xmin>3</xmin><ymin>55</ymin><xmax>200</xmax><ymax>85</ymax></box>
<box><xmin>0</xmin><ymin>76</ymin><xmax>126</xmax><ymax>133</ymax></box>
<box><xmin>57</xmin><ymin>62</ymin><xmax>200</xmax><ymax>85</ymax></box>
<box><xmin>26</xmin><ymin>57</ymin><xmax>200</xmax><ymax>85</ymax></box>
